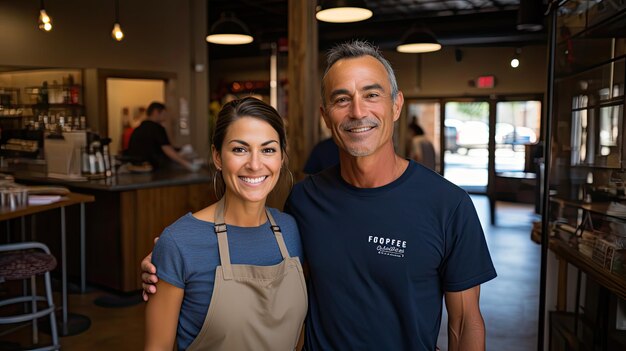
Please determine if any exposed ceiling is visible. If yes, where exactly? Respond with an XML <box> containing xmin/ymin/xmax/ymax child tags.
<box><xmin>208</xmin><ymin>0</ymin><xmax>548</xmax><ymax>59</ymax></box>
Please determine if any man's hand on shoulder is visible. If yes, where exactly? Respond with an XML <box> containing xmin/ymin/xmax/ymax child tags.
<box><xmin>141</xmin><ymin>237</ymin><xmax>160</xmax><ymax>301</ymax></box>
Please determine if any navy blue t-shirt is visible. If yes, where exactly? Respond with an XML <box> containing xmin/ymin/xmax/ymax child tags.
<box><xmin>285</xmin><ymin>161</ymin><xmax>496</xmax><ymax>350</ymax></box>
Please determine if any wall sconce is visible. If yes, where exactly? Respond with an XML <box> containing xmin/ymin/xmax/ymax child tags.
<box><xmin>38</xmin><ymin>0</ymin><xmax>52</xmax><ymax>32</ymax></box>
<box><xmin>396</xmin><ymin>30</ymin><xmax>441</xmax><ymax>54</ymax></box>
<box><xmin>206</xmin><ymin>12</ymin><xmax>253</xmax><ymax>45</ymax></box>
<box><xmin>111</xmin><ymin>0</ymin><xmax>124</xmax><ymax>41</ymax></box>
<box><xmin>316</xmin><ymin>0</ymin><xmax>372</xmax><ymax>23</ymax></box>
<box><xmin>510</xmin><ymin>48</ymin><xmax>522</xmax><ymax>68</ymax></box>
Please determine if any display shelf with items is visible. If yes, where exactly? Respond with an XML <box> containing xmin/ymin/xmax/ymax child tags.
<box><xmin>0</xmin><ymin>70</ymin><xmax>86</xmax><ymax>131</ymax></box>
<box><xmin>542</xmin><ymin>1</ymin><xmax>626</xmax><ymax>350</ymax></box>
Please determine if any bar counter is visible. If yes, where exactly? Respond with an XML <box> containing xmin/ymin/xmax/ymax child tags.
<box><xmin>3</xmin><ymin>167</ymin><xmax>213</xmax><ymax>192</ymax></box>
<box><xmin>2</xmin><ymin>167</ymin><xmax>217</xmax><ymax>292</ymax></box>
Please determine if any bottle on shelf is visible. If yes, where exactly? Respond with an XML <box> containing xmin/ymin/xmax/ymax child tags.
<box><xmin>39</xmin><ymin>81</ymin><xmax>49</xmax><ymax>104</ymax></box>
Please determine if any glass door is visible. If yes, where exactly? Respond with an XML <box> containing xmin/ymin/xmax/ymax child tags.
<box><xmin>495</xmin><ymin>100</ymin><xmax>542</xmax><ymax>173</ymax></box>
<box><xmin>443</xmin><ymin>101</ymin><xmax>490</xmax><ymax>193</ymax></box>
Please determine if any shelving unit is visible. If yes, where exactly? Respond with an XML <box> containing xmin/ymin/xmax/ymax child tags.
<box><xmin>541</xmin><ymin>1</ymin><xmax>626</xmax><ymax>350</ymax></box>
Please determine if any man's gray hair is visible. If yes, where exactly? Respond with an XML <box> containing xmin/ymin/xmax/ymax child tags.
<box><xmin>321</xmin><ymin>40</ymin><xmax>399</xmax><ymax>108</ymax></box>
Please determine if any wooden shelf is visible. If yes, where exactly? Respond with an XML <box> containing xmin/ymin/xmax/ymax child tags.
<box><xmin>550</xmin><ymin>239</ymin><xmax>626</xmax><ymax>301</ymax></box>
<box><xmin>550</xmin><ymin>197</ymin><xmax>626</xmax><ymax>221</ymax></box>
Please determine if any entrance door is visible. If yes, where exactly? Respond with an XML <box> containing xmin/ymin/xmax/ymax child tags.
<box><xmin>444</xmin><ymin>101</ymin><xmax>490</xmax><ymax>193</ymax></box>
<box><xmin>495</xmin><ymin>100</ymin><xmax>542</xmax><ymax>173</ymax></box>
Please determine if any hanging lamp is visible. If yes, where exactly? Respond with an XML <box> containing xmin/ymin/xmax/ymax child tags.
<box><xmin>316</xmin><ymin>0</ymin><xmax>372</xmax><ymax>23</ymax></box>
<box><xmin>396</xmin><ymin>31</ymin><xmax>441</xmax><ymax>54</ymax></box>
<box><xmin>38</xmin><ymin>0</ymin><xmax>52</xmax><ymax>32</ymax></box>
<box><xmin>206</xmin><ymin>12</ymin><xmax>253</xmax><ymax>45</ymax></box>
<box><xmin>111</xmin><ymin>0</ymin><xmax>124</xmax><ymax>41</ymax></box>
<box><xmin>517</xmin><ymin>0</ymin><xmax>543</xmax><ymax>31</ymax></box>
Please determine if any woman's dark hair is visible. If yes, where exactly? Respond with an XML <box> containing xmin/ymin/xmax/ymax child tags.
<box><xmin>408</xmin><ymin>123</ymin><xmax>424</xmax><ymax>136</ymax></box>
<box><xmin>212</xmin><ymin>97</ymin><xmax>287</xmax><ymax>155</ymax></box>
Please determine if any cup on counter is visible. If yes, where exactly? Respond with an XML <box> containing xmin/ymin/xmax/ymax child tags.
<box><xmin>0</xmin><ymin>186</ymin><xmax>29</xmax><ymax>209</ymax></box>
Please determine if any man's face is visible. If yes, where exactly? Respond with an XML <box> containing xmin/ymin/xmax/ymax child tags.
<box><xmin>321</xmin><ymin>55</ymin><xmax>403</xmax><ymax>158</ymax></box>
<box><xmin>154</xmin><ymin>109</ymin><xmax>167</xmax><ymax>123</ymax></box>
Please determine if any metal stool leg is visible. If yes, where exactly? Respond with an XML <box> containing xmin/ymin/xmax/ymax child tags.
<box><xmin>31</xmin><ymin>275</ymin><xmax>39</xmax><ymax>345</ymax></box>
<box><xmin>44</xmin><ymin>271</ymin><xmax>59</xmax><ymax>350</ymax></box>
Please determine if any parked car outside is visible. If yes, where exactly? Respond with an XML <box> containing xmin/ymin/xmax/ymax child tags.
<box><xmin>445</xmin><ymin>125</ymin><xmax>458</xmax><ymax>153</ymax></box>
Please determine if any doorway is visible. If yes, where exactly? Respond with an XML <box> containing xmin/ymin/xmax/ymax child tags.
<box><xmin>406</xmin><ymin>97</ymin><xmax>542</xmax><ymax>198</ymax></box>
<box><xmin>444</xmin><ymin>101</ymin><xmax>490</xmax><ymax>193</ymax></box>
<box><xmin>106</xmin><ymin>78</ymin><xmax>165</xmax><ymax>156</ymax></box>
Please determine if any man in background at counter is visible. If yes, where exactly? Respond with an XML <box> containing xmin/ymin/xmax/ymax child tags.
<box><xmin>141</xmin><ymin>41</ymin><xmax>495</xmax><ymax>350</ymax></box>
<box><xmin>126</xmin><ymin>102</ymin><xmax>198</xmax><ymax>172</ymax></box>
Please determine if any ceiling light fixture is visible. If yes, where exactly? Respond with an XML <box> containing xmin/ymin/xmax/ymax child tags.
<box><xmin>206</xmin><ymin>12</ymin><xmax>253</xmax><ymax>45</ymax></box>
<box><xmin>510</xmin><ymin>48</ymin><xmax>522</xmax><ymax>68</ymax></box>
<box><xmin>397</xmin><ymin>31</ymin><xmax>441</xmax><ymax>54</ymax></box>
<box><xmin>517</xmin><ymin>0</ymin><xmax>543</xmax><ymax>31</ymax></box>
<box><xmin>111</xmin><ymin>0</ymin><xmax>124</xmax><ymax>41</ymax></box>
<box><xmin>316</xmin><ymin>0</ymin><xmax>373</xmax><ymax>23</ymax></box>
<box><xmin>38</xmin><ymin>0</ymin><xmax>52</xmax><ymax>32</ymax></box>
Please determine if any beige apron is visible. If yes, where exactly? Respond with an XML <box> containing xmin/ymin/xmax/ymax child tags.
<box><xmin>186</xmin><ymin>198</ymin><xmax>307</xmax><ymax>351</ymax></box>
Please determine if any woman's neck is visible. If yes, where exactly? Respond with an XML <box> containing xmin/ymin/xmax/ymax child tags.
<box><xmin>221</xmin><ymin>193</ymin><xmax>267</xmax><ymax>227</ymax></box>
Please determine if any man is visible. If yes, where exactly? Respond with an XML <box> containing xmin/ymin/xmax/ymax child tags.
<box><xmin>126</xmin><ymin>102</ymin><xmax>198</xmax><ymax>171</ymax></box>
<box><xmin>142</xmin><ymin>41</ymin><xmax>495</xmax><ymax>350</ymax></box>
<box><xmin>303</xmin><ymin>137</ymin><xmax>339</xmax><ymax>174</ymax></box>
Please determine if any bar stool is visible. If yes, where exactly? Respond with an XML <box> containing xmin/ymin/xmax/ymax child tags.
<box><xmin>0</xmin><ymin>242</ymin><xmax>60</xmax><ymax>351</ymax></box>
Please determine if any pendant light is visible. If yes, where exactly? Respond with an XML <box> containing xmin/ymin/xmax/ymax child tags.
<box><xmin>396</xmin><ymin>31</ymin><xmax>441</xmax><ymax>54</ymax></box>
<box><xmin>510</xmin><ymin>48</ymin><xmax>522</xmax><ymax>68</ymax></box>
<box><xmin>111</xmin><ymin>0</ymin><xmax>125</xmax><ymax>41</ymax></box>
<box><xmin>316</xmin><ymin>0</ymin><xmax>372</xmax><ymax>23</ymax></box>
<box><xmin>206</xmin><ymin>12</ymin><xmax>253</xmax><ymax>45</ymax></box>
<box><xmin>38</xmin><ymin>0</ymin><xmax>52</xmax><ymax>32</ymax></box>
<box><xmin>517</xmin><ymin>0</ymin><xmax>543</xmax><ymax>31</ymax></box>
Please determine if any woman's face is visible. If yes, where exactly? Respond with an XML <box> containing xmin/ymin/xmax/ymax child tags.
<box><xmin>213</xmin><ymin>116</ymin><xmax>283</xmax><ymax>205</ymax></box>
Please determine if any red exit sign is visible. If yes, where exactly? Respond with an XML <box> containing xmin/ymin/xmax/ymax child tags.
<box><xmin>476</xmin><ymin>75</ymin><xmax>496</xmax><ymax>88</ymax></box>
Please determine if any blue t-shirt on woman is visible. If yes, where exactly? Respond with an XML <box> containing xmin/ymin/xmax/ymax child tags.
<box><xmin>152</xmin><ymin>209</ymin><xmax>303</xmax><ymax>350</ymax></box>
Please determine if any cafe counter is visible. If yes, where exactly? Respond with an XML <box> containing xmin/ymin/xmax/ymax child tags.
<box><xmin>3</xmin><ymin>168</ymin><xmax>217</xmax><ymax>292</ymax></box>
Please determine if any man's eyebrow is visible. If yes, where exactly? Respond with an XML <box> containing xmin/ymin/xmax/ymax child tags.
<box><xmin>362</xmin><ymin>83</ymin><xmax>384</xmax><ymax>91</ymax></box>
<box><xmin>329</xmin><ymin>88</ymin><xmax>350</xmax><ymax>101</ymax></box>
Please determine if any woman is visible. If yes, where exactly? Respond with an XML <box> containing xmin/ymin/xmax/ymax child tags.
<box><xmin>144</xmin><ymin>97</ymin><xmax>307</xmax><ymax>351</ymax></box>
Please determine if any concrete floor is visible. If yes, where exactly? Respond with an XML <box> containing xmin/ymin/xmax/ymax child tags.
<box><xmin>437</xmin><ymin>196</ymin><xmax>541</xmax><ymax>351</ymax></box>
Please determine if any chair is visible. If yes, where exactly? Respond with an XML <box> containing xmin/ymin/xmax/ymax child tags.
<box><xmin>0</xmin><ymin>242</ymin><xmax>60</xmax><ymax>351</ymax></box>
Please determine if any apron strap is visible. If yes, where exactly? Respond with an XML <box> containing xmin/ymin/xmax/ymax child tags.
<box><xmin>265</xmin><ymin>209</ymin><xmax>291</xmax><ymax>260</ymax></box>
<box><xmin>214</xmin><ymin>198</ymin><xmax>233</xmax><ymax>280</ymax></box>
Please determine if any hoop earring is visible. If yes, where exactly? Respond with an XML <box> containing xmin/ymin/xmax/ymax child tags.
<box><xmin>213</xmin><ymin>170</ymin><xmax>222</xmax><ymax>198</ymax></box>
<box><xmin>286</xmin><ymin>168</ymin><xmax>294</xmax><ymax>191</ymax></box>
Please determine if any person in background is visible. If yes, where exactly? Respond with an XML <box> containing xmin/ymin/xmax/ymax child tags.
<box><xmin>121</xmin><ymin>106</ymin><xmax>145</xmax><ymax>152</ymax></box>
<box><xmin>144</xmin><ymin>97</ymin><xmax>306</xmax><ymax>350</ymax></box>
<box><xmin>408</xmin><ymin>123</ymin><xmax>437</xmax><ymax>171</ymax></box>
<box><xmin>126</xmin><ymin>102</ymin><xmax>198</xmax><ymax>171</ymax></box>
<box><xmin>142</xmin><ymin>40</ymin><xmax>495</xmax><ymax>350</ymax></box>
<box><xmin>303</xmin><ymin>137</ymin><xmax>339</xmax><ymax>174</ymax></box>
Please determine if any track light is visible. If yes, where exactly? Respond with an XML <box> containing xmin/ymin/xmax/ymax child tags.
<box><xmin>316</xmin><ymin>0</ymin><xmax>372</xmax><ymax>23</ymax></box>
<box><xmin>38</xmin><ymin>0</ymin><xmax>52</xmax><ymax>32</ymax></box>
<box><xmin>111</xmin><ymin>0</ymin><xmax>124</xmax><ymax>41</ymax></box>
<box><xmin>397</xmin><ymin>31</ymin><xmax>441</xmax><ymax>54</ymax></box>
<box><xmin>206</xmin><ymin>12</ymin><xmax>253</xmax><ymax>45</ymax></box>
